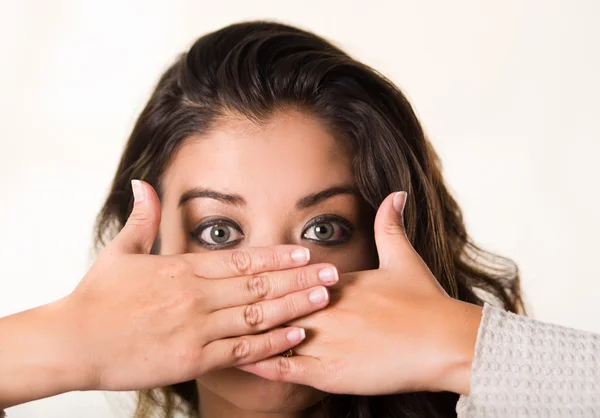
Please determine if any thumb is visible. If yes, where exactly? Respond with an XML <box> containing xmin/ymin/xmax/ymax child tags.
<box><xmin>111</xmin><ymin>180</ymin><xmax>161</xmax><ymax>254</ymax></box>
<box><xmin>374</xmin><ymin>191</ymin><xmax>411</xmax><ymax>269</ymax></box>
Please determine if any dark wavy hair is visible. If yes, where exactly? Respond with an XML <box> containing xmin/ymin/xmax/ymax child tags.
<box><xmin>95</xmin><ymin>21</ymin><xmax>525</xmax><ymax>418</ymax></box>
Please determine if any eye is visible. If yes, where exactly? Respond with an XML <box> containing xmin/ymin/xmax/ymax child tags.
<box><xmin>192</xmin><ymin>219</ymin><xmax>244</xmax><ymax>249</ymax></box>
<box><xmin>302</xmin><ymin>215</ymin><xmax>354</xmax><ymax>246</ymax></box>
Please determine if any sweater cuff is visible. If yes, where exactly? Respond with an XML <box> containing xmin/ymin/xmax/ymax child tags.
<box><xmin>456</xmin><ymin>303</ymin><xmax>600</xmax><ymax>417</ymax></box>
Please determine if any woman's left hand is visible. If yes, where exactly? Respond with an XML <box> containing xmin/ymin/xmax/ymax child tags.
<box><xmin>239</xmin><ymin>192</ymin><xmax>482</xmax><ymax>396</ymax></box>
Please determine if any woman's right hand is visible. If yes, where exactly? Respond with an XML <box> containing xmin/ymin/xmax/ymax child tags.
<box><xmin>0</xmin><ymin>181</ymin><xmax>336</xmax><ymax>408</ymax></box>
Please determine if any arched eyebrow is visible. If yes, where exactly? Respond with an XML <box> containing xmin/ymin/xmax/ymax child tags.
<box><xmin>295</xmin><ymin>185</ymin><xmax>359</xmax><ymax>209</ymax></box>
<box><xmin>178</xmin><ymin>185</ymin><xmax>358</xmax><ymax>208</ymax></box>
<box><xmin>179</xmin><ymin>189</ymin><xmax>245</xmax><ymax>207</ymax></box>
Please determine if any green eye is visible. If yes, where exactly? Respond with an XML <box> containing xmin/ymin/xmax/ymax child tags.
<box><xmin>312</xmin><ymin>223</ymin><xmax>335</xmax><ymax>240</ymax></box>
<box><xmin>302</xmin><ymin>215</ymin><xmax>354</xmax><ymax>245</ymax></box>
<box><xmin>194</xmin><ymin>219</ymin><xmax>244</xmax><ymax>248</ymax></box>
<box><xmin>206</xmin><ymin>225</ymin><xmax>231</xmax><ymax>243</ymax></box>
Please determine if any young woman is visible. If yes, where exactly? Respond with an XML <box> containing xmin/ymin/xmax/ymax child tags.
<box><xmin>3</xmin><ymin>20</ymin><xmax>598</xmax><ymax>418</ymax></box>
<box><xmin>93</xmin><ymin>21</ymin><xmax>521</xmax><ymax>418</ymax></box>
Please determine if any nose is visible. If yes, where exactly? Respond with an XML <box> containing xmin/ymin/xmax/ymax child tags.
<box><xmin>245</xmin><ymin>222</ymin><xmax>298</xmax><ymax>248</ymax></box>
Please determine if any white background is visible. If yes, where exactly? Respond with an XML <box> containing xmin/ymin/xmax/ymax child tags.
<box><xmin>1</xmin><ymin>0</ymin><xmax>599</xmax><ymax>416</ymax></box>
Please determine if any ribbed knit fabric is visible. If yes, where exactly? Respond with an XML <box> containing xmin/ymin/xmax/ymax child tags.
<box><xmin>457</xmin><ymin>303</ymin><xmax>600</xmax><ymax>417</ymax></box>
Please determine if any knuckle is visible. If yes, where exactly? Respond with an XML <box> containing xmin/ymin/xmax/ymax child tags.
<box><xmin>181</xmin><ymin>289</ymin><xmax>206</xmax><ymax>311</ymax></box>
<box><xmin>269</xmin><ymin>250</ymin><xmax>282</xmax><ymax>270</ymax></box>
<box><xmin>383</xmin><ymin>222</ymin><xmax>406</xmax><ymax>236</ymax></box>
<box><xmin>284</xmin><ymin>294</ymin><xmax>300</xmax><ymax>316</ymax></box>
<box><xmin>244</xmin><ymin>303</ymin><xmax>264</xmax><ymax>327</ymax></box>
<box><xmin>127</xmin><ymin>210</ymin><xmax>152</xmax><ymax>226</ymax></box>
<box><xmin>159</xmin><ymin>257</ymin><xmax>192</xmax><ymax>281</ymax></box>
<box><xmin>231</xmin><ymin>250</ymin><xmax>252</xmax><ymax>275</ymax></box>
<box><xmin>232</xmin><ymin>337</ymin><xmax>251</xmax><ymax>361</ymax></box>
<box><xmin>294</xmin><ymin>268</ymin><xmax>310</xmax><ymax>290</ymax></box>
<box><xmin>178</xmin><ymin>346</ymin><xmax>201</xmax><ymax>369</ymax></box>
<box><xmin>275</xmin><ymin>356</ymin><xmax>292</xmax><ymax>379</ymax></box>
<box><xmin>247</xmin><ymin>275</ymin><xmax>270</xmax><ymax>299</ymax></box>
<box><xmin>264</xmin><ymin>332</ymin><xmax>277</xmax><ymax>354</ymax></box>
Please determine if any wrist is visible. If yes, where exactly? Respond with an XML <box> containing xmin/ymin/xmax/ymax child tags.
<box><xmin>27</xmin><ymin>298</ymin><xmax>91</xmax><ymax>394</ymax></box>
<box><xmin>433</xmin><ymin>299</ymin><xmax>482</xmax><ymax>395</ymax></box>
<box><xmin>48</xmin><ymin>296</ymin><xmax>98</xmax><ymax>392</ymax></box>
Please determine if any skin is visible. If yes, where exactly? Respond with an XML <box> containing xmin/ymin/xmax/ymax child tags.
<box><xmin>159</xmin><ymin>110</ymin><xmax>378</xmax><ymax>416</ymax></box>
<box><xmin>0</xmin><ymin>109</ymin><xmax>481</xmax><ymax>414</ymax></box>
<box><xmin>158</xmin><ymin>109</ymin><xmax>480</xmax><ymax>417</ymax></box>
<box><xmin>242</xmin><ymin>189</ymin><xmax>480</xmax><ymax>398</ymax></box>
<box><xmin>0</xmin><ymin>167</ymin><xmax>340</xmax><ymax>407</ymax></box>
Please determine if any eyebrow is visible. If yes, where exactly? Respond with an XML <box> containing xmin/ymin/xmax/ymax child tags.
<box><xmin>295</xmin><ymin>185</ymin><xmax>359</xmax><ymax>209</ymax></box>
<box><xmin>178</xmin><ymin>185</ymin><xmax>359</xmax><ymax>209</ymax></box>
<box><xmin>179</xmin><ymin>188</ymin><xmax>246</xmax><ymax>207</ymax></box>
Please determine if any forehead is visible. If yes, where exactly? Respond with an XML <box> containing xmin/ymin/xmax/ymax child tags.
<box><xmin>161</xmin><ymin>110</ymin><xmax>354</xmax><ymax>204</ymax></box>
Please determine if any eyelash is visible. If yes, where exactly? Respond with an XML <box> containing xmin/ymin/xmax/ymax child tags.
<box><xmin>191</xmin><ymin>218</ymin><xmax>244</xmax><ymax>250</ymax></box>
<box><xmin>191</xmin><ymin>215</ymin><xmax>355</xmax><ymax>250</ymax></box>
<box><xmin>301</xmin><ymin>215</ymin><xmax>354</xmax><ymax>246</ymax></box>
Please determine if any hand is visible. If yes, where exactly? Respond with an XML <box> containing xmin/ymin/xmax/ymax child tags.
<box><xmin>33</xmin><ymin>181</ymin><xmax>338</xmax><ymax>396</ymax></box>
<box><xmin>239</xmin><ymin>192</ymin><xmax>482</xmax><ymax>396</ymax></box>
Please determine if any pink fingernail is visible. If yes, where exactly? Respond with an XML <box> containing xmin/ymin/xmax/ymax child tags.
<box><xmin>291</xmin><ymin>248</ymin><xmax>310</xmax><ymax>264</ymax></box>
<box><xmin>286</xmin><ymin>328</ymin><xmax>306</xmax><ymax>343</ymax></box>
<box><xmin>131</xmin><ymin>180</ymin><xmax>146</xmax><ymax>203</ymax></box>
<box><xmin>309</xmin><ymin>287</ymin><xmax>328</xmax><ymax>304</ymax></box>
<box><xmin>318</xmin><ymin>267</ymin><xmax>338</xmax><ymax>284</ymax></box>
<box><xmin>393</xmin><ymin>191</ymin><xmax>407</xmax><ymax>214</ymax></box>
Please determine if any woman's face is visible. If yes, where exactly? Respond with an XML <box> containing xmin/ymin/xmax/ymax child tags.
<box><xmin>159</xmin><ymin>110</ymin><xmax>376</xmax><ymax>414</ymax></box>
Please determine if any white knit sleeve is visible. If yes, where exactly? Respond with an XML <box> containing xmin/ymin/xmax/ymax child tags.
<box><xmin>456</xmin><ymin>303</ymin><xmax>600</xmax><ymax>417</ymax></box>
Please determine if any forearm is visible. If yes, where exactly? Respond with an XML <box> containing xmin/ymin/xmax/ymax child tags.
<box><xmin>0</xmin><ymin>299</ymin><xmax>85</xmax><ymax>408</ymax></box>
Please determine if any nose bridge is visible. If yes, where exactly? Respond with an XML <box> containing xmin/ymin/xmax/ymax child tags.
<box><xmin>246</xmin><ymin>209</ymin><xmax>297</xmax><ymax>247</ymax></box>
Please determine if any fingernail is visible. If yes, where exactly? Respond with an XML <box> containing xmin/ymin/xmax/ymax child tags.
<box><xmin>318</xmin><ymin>267</ymin><xmax>338</xmax><ymax>284</ymax></box>
<box><xmin>309</xmin><ymin>287</ymin><xmax>328</xmax><ymax>304</ymax></box>
<box><xmin>291</xmin><ymin>248</ymin><xmax>310</xmax><ymax>264</ymax></box>
<box><xmin>286</xmin><ymin>328</ymin><xmax>306</xmax><ymax>344</ymax></box>
<box><xmin>131</xmin><ymin>180</ymin><xmax>146</xmax><ymax>203</ymax></box>
<box><xmin>393</xmin><ymin>191</ymin><xmax>407</xmax><ymax>214</ymax></box>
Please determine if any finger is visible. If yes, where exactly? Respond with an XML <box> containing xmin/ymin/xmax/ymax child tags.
<box><xmin>237</xmin><ymin>355</ymin><xmax>325</xmax><ymax>388</ymax></box>
<box><xmin>110</xmin><ymin>180</ymin><xmax>162</xmax><ymax>255</ymax></box>
<box><xmin>180</xmin><ymin>246</ymin><xmax>311</xmax><ymax>279</ymax></box>
<box><xmin>373</xmin><ymin>191</ymin><xmax>412</xmax><ymax>269</ymax></box>
<box><xmin>201</xmin><ymin>327</ymin><xmax>306</xmax><ymax>370</ymax></box>
<box><xmin>204</xmin><ymin>286</ymin><xmax>330</xmax><ymax>341</ymax></box>
<box><xmin>204</xmin><ymin>263</ymin><xmax>339</xmax><ymax>311</ymax></box>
